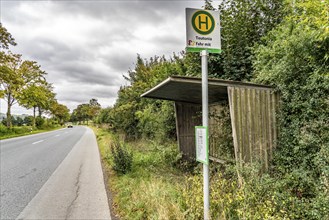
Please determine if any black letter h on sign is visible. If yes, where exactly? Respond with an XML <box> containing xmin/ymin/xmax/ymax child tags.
<box><xmin>197</xmin><ymin>15</ymin><xmax>208</xmax><ymax>30</ymax></box>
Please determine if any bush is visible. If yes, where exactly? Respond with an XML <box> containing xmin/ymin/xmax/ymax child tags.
<box><xmin>110</xmin><ymin>140</ymin><xmax>133</xmax><ymax>174</ymax></box>
<box><xmin>0</xmin><ymin>123</ymin><xmax>8</xmax><ymax>135</ymax></box>
<box><xmin>252</xmin><ymin>1</ymin><xmax>329</xmax><ymax>218</ymax></box>
<box><xmin>12</xmin><ymin>126</ymin><xmax>31</xmax><ymax>134</ymax></box>
<box><xmin>35</xmin><ymin>116</ymin><xmax>45</xmax><ymax>129</ymax></box>
<box><xmin>182</xmin><ymin>161</ymin><xmax>329</xmax><ymax>219</ymax></box>
<box><xmin>182</xmin><ymin>163</ymin><xmax>292</xmax><ymax>220</ymax></box>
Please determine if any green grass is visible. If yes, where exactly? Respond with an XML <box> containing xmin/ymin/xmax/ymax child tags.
<box><xmin>0</xmin><ymin>125</ymin><xmax>62</xmax><ymax>140</ymax></box>
<box><xmin>92</xmin><ymin>126</ymin><xmax>187</xmax><ymax>220</ymax></box>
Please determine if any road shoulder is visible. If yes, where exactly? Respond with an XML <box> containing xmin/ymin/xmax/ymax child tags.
<box><xmin>16</xmin><ymin>127</ymin><xmax>111</xmax><ymax>220</ymax></box>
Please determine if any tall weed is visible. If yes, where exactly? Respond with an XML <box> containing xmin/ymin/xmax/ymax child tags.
<box><xmin>110</xmin><ymin>139</ymin><xmax>133</xmax><ymax>174</ymax></box>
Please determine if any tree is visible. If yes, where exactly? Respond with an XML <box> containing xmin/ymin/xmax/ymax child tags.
<box><xmin>253</xmin><ymin>0</ymin><xmax>329</xmax><ymax>217</ymax></box>
<box><xmin>100</xmin><ymin>54</ymin><xmax>185</xmax><ymax>140</ymax></box>
<box><xmin>0</xmin><ymin>22</ymin><xmax>16</xmax><ymax>49</ymax></box>
<box><xmin>37</xmin><ymin>84</ymin><xmax>56</xmax><ymax>117</ymax></box>
<box><xmin>0</xmin><ymin>56</ymin><xmax>47</xmax><ymax>128</ymax></box>
<box><xmin>19</xmin><ymin>82</ymin><xmax>54</xmax><ymax>128</ymax></box>
<box><xmin>88</xmin><ymin>98</ymin><xmax>101</xmax><ymax>121</ymax></box>
<box><xmin>208</xmin><ymin>0</ymin><xmax>285</xmax><ymax>80</ymax></box>
<box><xmin>71</xmin><ymin>103</ymin><xmax>89</xmax><ymax>124</ymax></box>
<box><xmin>0</xmin><ymin>52</ymin><xmax>23</xmax><ymax>128</ymax></box>
<box><xmin>51</xmin><ymin>102</ymin><xmax>70</xmax><ymax>125</ymax></box>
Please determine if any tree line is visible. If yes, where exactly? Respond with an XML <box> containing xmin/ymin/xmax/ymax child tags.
<box><xmin>0</xmin><ymin>22</ymin><xmax>70</xmax><ymax>128</ymax></box>
<box><xmin>71</xmin><ymin>98</ymin><xmax>101</xmax><ymax>124</ymax></box>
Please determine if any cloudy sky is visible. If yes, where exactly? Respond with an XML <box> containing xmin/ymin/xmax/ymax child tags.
<box><xmin>0</xmin><ymin>0</ymin><xmax>221</xmax><ymax>115</ymax></box>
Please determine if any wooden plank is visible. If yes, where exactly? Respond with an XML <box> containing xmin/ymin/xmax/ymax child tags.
<box><xmin>244</xmin><ymin>88</ymin><xmax>250</xmax><ymax>162</ymax></box>
<box><xmin>174</xmin><ymin>102</ymin><xmax>181</xmax><ymax>152</ymax></box>
<box><xmin>240</xmin><ymin>88</ymin><xmax>247</xmax><ymax>162</ymax></box>
<box><xmin>262</xmin><ymin>90</ymin><xmax>268</xmax><ymax>170</ymax></box>
<box><xmin>236</xmin><ymin>88</ymin><xmax>242</xmax><ymax>162</ymax></box>
<box><xmin>240</xmin><ymin>88</ymin><xmax>245</xmax><ymax>161</ymax></box>
<box><xmin>251</xmin><ymin>89</ymin><xmax>256</xmax><ymax>162</ymax></box>
<box><xmin>256</xmin><ymin>89</ymin><xmax>262</xmax><ymax>161</ymax></box>
<box><xmin>209</xmin><ymin>105</ymin><xmax>215</xmax><ymax>157</ymax></box>
<box><xmin>236</xmin><ymin>88</ymin><xmax>243</xmax><ymax>162</ymax></box>
<box><xmin>209</xmin><ymin>156</ymin><xmax>226</xmax><ymax>164</ymax></box>
<box><xmin>267</xmin><ymin>91</ymin><xmax>273</xmax><ymax>162</ymax></box>
<box><xmin>272</xmin><ymin>92</ymin><xmax>278</xmax><ymax>149</ymax></box>
<box><xmin>247</xmin><ymin>89</ymin><xmax>253</xmax><ymax>163</ymax></box>
<box><xmin>228</xmin><ymin>87</ymin><xmax>239</xmax><ymax>164</ymax></box>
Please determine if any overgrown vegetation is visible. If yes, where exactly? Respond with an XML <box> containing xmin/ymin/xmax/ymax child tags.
<box><xmin>252</xmin><ymin>0</ymin><xmax>329</xmax><ymax>218</ymax></box>
<box><xmin>94</xmin><ymin>0</ymin><xmax>329</xmax><ymax>219</ymax></box>
<box><xmin>94</xmin><ymin>126</ymin><xmax>187</xmax><ymax>219</ymax></box>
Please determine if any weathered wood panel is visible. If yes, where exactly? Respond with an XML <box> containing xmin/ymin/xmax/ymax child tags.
<box><xmin>228</xmin><ymin>87</ymin><xmax>278</xmax><ymax>168</ymax></box>
<box><xmin>175</xmin><ymin>102</ymin><xmax>202</xmax><ymax>159</ymax></box>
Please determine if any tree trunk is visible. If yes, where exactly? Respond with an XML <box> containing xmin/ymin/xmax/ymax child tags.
<box><xmin>38</xmin><ymin>106</ymin><xmax>42</xmax><ymax>117</ymax></box>
<box><xmin>33</xmin><ymin>106</ymin><xmax>36</xmax><ymax>128</ymax></box>
<box><xmin>6</xmin><ymin>94</ymin><xmax>12</xmax><ymax>128</ymax></box>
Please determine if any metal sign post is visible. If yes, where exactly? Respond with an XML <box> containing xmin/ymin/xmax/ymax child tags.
<box><xmin>186</xmin><ymin>8</ymin><xmax>221</xmax><ymax>220</ymax></box>
<box><xmin>201</xmin><ymin>49</ymin><xmax>210</xmax><ymax>219</ymax></box>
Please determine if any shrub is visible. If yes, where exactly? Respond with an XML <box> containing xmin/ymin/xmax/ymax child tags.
<box><xmin>110</xmin><ymin>140</ymin><xmax>133</xmax><ymax>174</ymax></box>
<box><xmin>0</xmin><ymin>123</ymin><xmax>8</xmax><ymax>135</ymax></box>
<box><xmin>35</xmin><ymin>117</ymin><xmax>45</xmax><ymax>129</ymax></box>
<box><xmin>182</xmin><ymin>163</ymin><xmax>292</xmax><ymax>220</ymax></box>
<box><xmin>12</xmin><ymin>126</ymin><xmax>31</xmax><ymax>134</ymax></box>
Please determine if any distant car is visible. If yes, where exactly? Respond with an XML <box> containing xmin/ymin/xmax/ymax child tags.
<box><xmin>67</xmin><ymin>124</ymin><xmax>73</xmax><ymax>128</ymax></box>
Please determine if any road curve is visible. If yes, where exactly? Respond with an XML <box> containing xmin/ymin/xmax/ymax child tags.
<box><xmin>0</xmin><ymin>126</ymin><xmax>111</xmax><ymax>220</ymax></box>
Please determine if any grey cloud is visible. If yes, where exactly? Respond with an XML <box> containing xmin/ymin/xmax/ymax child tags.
<box><xmin>56</xmin><ymin>84</ymin><xmax>119</xmax><ymax>103</ymax></box>
<box><xmin>1</xmin><ymin>0</ymin><xmax>215</xmax><ymax>113</ymax></box>
<box><xmin>85</xmin><ymin>28</ymin><xmax>135</xmax><ymax>52</ymax></box>
<box><xmin>104</xmin><ymin>52</ymin><xmax>135</xmax><ymax>72</ymax></box>
<box><xmin>51</xmin><ymin>1</ymin><xmax>170</xmax><ymax>24</ymax></box>
<box><xmin>50</xmin><ymin>62</ymin><xmax>121</xmax><ymax>86</ymax></box>
<box><xmin>22</xmin><ymin>38</ymin><xmax>70</xmax><ymax>62</ymax></box>
<box><xmin>151</xmin><ymin>34</ymin><xmax>184</xmax><ymax>49</ymax></box>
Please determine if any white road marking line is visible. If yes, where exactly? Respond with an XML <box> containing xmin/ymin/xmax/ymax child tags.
<box><xmin>32</xmin><ymin>140</ymin><xmax>44</xmax><ymax>145</ymax></box>
<box><xmin>55</xmin><ymin>135</ymin><xmax>60</xmax><ymax>137</ymax></box>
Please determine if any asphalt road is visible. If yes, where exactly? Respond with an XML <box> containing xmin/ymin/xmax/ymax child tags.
<box><xmin>0</xmin><ymin>126</ymin><xmax>110</xmax><ymax>220</ymax></box>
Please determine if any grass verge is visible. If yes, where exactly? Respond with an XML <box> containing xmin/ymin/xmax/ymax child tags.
<box><xmin>0</xmin><ymin>126</ymin><xmax>62</xmax><ymax>140</ymax></box>
<box><xmin>92</xmin><ymin>126</ymin><xmax>188</xmax><ymax>220</ymax></box>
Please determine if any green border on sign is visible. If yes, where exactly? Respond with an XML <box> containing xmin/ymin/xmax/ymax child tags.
<box><xmin>192</xmin><ymin>10</ymin><xmax>215</xmax><ymax>35</ymax></box>
<box><xmin>186</xmin><ymin>47</ymin><xmax>222</xmax><ymax>54</ymax></box>
<box><xmin>195</xmin><ymin>126</ymin><xmax>209</xmax><ymax>165</ymax></box>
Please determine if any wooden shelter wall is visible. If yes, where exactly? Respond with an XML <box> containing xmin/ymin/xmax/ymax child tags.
<box><xmin>228</xmin><ymin>87</ymin><xmax>279</xmax><ymax>169</ymax></box>
<box><xmin>175</xmin><ymin>102</ymin><xmax>202</xmax><ymax>159</ymax></box>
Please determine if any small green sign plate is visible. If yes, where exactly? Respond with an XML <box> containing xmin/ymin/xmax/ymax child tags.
<box><xmin>195</xmin><ymin>126</ymin><xmax>209</xmax><ymax>165</ymax></box>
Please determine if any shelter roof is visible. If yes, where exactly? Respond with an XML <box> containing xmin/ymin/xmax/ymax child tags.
<box><xmin>141</xmin><ymin>76</ymin><xmax>274</xmax><ymax>104</ymax></box>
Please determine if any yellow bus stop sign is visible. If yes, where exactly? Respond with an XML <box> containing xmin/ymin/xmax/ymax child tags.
<box><xmin>192</xmin><ymin>11</ymin><xmax>215</xmax><ymax>35</ymax></box>
<box><xmin>186</xmin><ymin>8</ymin><xmax>221</xmax><ymax>53</ymax></box>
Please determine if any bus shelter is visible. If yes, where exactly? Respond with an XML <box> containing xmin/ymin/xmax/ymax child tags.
<box><xmin>142</xmin><ymin>76</ymin><xmax>279</xmax><ymax>169</ymax></box>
